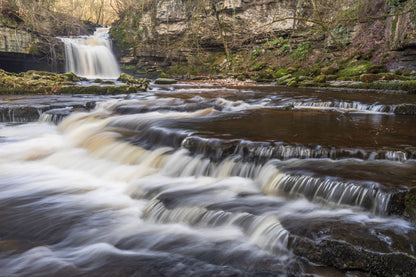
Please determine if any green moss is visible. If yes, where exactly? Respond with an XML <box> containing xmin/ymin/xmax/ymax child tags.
<box><xmin>117</xmin><ymin>73</ymin><xmax>148</xmax><ymax>89</ymax></box>
<box><xmin>338</xmin><ymin>61</ymin><xmax>374</xmax><ymax>77</ymax></box>
<box><xmin>110</xmin><ymin>25</ymin><xmax>134</xmax><ymax>49</ymax></box>
<box><xmin>251</xmin><ymin>62</ymin><xmax>267</xmax><ymax>71</ymax></box>
<box><xmin>63</xmin><ymin>72</ymin><xmax>82</xmax><ymax>82</ymax></box>
<box><xmin>154</xmin><ymin>78</ymin><xmax>178</xmax><ymax>84</ymax></box>
<box><xmin>263</xmin><ymin>38</ymin><xmax>288</xmax><ymax>47</ymax></box>
<box><xmin>298</xmin><ymin>79</ymin><xmax>318</xmax><ymax>87</ymax></box>
<box><xmin>0</xmin><ymin>69</ymin><xmax>148</xmax><ymax>95</ymax></box>
<box><xmin>360</xmin><ymin>74</ymin><xmax>380</xmax><ymax>83</ymax></box>
<box><xmin>274</xmin><ymin>68</ymin><xmax>291</xmax><ymax>79</ymax></box>
<box><xmin>276</xmin><ymin>75</ymin><xmax>297</xmax><ymax>86</ymax></box>
<box><xmin>236</xmin><ymin>75</ymin><xmax>246</xmax><ymax>81</ymax></box>
<box><xmin>278</xmin><ymin>42</ymin><xmax>291</xmax><ymax>56</ymax></box>
<box><xmin>58</xmin><ymin>85</ymin><xmax>138</xmax><ymax>95</ymax></box>
<box><xmin>290</xmin><ymin>43</ymin><xmax>312</xmax><ymax>61</ymax></box>
<box><xmin>314</xmin><ymin>75</ymin><xmax>327</xmax><ymax>83</ymax></box>
<box><xmin>121</xmin><ymin>65</ymin><xmax>137</xmax><ymax>71</ymax></box>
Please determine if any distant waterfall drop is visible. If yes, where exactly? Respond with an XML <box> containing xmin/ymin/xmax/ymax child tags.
<box><xmin>60</xmin><ymin>27</ymin><xmax>121</xmax><ymax>79</ymax></box>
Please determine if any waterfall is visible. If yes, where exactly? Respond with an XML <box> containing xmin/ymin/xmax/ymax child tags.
<box><xmin>60</xmin><ymin>27</ymin><xmax>121</xmax><ymax>79</ymax></box>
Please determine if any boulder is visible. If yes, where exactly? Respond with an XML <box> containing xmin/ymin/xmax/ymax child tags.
<box><xmin>154</xmin><ymin>78</ymin><xmax>178</xmax><ymax>84</ymax></box>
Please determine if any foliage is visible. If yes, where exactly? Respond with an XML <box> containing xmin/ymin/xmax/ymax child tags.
<box><xmin>1</xmin><ymin>0</ymin><xmax>88</xmax><ymax>36</ymax></box>
<box><xmin>277</xmin><ymin>42</ymin><xmax>291</xmax><ymax>56</ymax></box>
<box><xmin>290</xmin><ymin>43</ymin><xmax>312</xmax><ymax>61</ymax></box>
<box><xmin>263</xmin><ymin>38</ymin><xmax>288</xmax><ymax>47</ymax></box>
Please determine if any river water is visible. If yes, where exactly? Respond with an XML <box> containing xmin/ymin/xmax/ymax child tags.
<box><xmin>0</xmin><ymin>83</ymin><xmax>416</xmax><ymax>277</ymax></box>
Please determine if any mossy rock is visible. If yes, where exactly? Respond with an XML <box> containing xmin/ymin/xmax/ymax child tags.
<box><xmin>117</xmin><ymin>73</ymin><xmax>149</xmax><ymax>90</ymax></box>
<box><xmin>58</xmin><ymin>85</ymin><xmax>138</xmax><ymax>95</ymax></box>
<box><xmin>326</xmin><ymin>75</ymin><xmax>338</xmax><ymax>81</ymax></box>
<box><xmin>251</xmin><ymin>62</ymin><xmax>267</xmax><ymax>71</ymax></box>
<box><xmin>321</xmin><ymin>65</ymin><xmax>338</xmax><ymax>75</ymax></box>
<box><xmin>338</xmin><ymin>62</ymin><xmax>374</xmax><ymax>77</ymax></box>
<box><xmin>23</xmin><ymin>70</ymin><xmax>57</xmax><ymax>78</ymax></box>
<box><xmin>118</xmin><ymin>73</ymin><xmax>140</xmax><ymax>84</ymax></box>
<box><xmin>236</xmin><ymin>75</ymin><xmax>246</xmax><ymax>81</ymax></box>
<box><xmin>367</xmin><ymin>65</ymin><xmax>387</xmax><ymax>74</ymax></box>
<box><xmin>93</xmin><ymin>78</ymin><xmax>104</xmax><ymax>83</ymax></box>
<box><xmin>314</xmin><ymin>75</ymin><xmax>327</xmax><ymax>83</ymax></box>
<box><xmin>274</xmin><ymin>68</ymin><xmax>291</xmax><ymax>79</ymax></box>
<box><xmin>154</xmin><ymin>78</ymin><xmax>178</xmax><ymax>84</ymax></box>
<box><xmin>63</xmin><ymin>72</ymin><xmax>82</xmax><ymax>82</ymax></box>
<box><xmin>287</xmin><ymin>79</ymin><xmax>299</xmax><ymax>87</ymax></box>
<box><xmin>360</xmin><ymin>74</ymin><xmax>381</xmax><ymax>83</ymax></box>
<box><xmin>347</xmin><ymin>80</ymin><xmax>416</xmax><ymax>93</ymax></box>
<box><xmin>276</xmin><ymin>74</ymin><xmax>293</xmax><ymax>85</ymax></box>
<box><xmin>380</xmin><ymin>73</ymin><xmax>397</xmax><ymax>80</ymax></box>
<box><xmin>298</xmin><ymin>80</ymin><xmax>317</xmax><ymax>87</ymax></box>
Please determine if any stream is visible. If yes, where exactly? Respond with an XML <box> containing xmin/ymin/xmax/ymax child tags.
<box><xmin>0</xmin><ymin>82</ymin><xmax>416</xmax><ymax>276</ymax></box>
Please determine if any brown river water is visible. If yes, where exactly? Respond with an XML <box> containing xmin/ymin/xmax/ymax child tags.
<box><xmin>0</xmin><ymin>82</ymin><xmax>416</xmax><ymax>276</ymax></box>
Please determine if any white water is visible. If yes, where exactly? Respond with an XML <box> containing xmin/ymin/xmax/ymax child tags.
<box><xmin>1</xmin><ymin>86</ymin><xmax>416</xmax><ymax>276</ymax></box>
<box><xmin>60</xmin><ymin>27</ymin><xmax>121</xmax><ymax>79</ymax></box>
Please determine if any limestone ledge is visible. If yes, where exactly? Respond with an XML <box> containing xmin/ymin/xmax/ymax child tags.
<box><xmin>0</xmin><ymin>69</ymin><xmax>149</xmax><ymax>95</ymax></box>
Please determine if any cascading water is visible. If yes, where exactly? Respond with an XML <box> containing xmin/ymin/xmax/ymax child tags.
<box><xmin>60</xmin><ymin>27</ymin><xmax>121</xmax><ymax>79</ymax></box>
<box><xmin>1</xmin><ymin>83</ymin><xmax>416</xmax><ymax>277</ymax></box>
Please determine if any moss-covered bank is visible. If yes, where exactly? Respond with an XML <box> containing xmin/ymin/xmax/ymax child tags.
<box><xmin>0</xmin><ymin>69</ymin><xmax>148</xmax><ymax>95</ymax></box>
<box><xmin>110</xmin><ymin>0</ymin><xmax>416</xmax><ymax>93</ymax></box>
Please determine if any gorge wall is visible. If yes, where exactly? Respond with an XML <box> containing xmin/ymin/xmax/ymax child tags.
<box><xmin>111</xmin><ymin>0</ymin><xmax>416</xmax><ymax>77</ymax></box>
<box><xmin>0</xmin><ymin>0</ymin><xmax>96</xmax><ymax>73</ymax></box>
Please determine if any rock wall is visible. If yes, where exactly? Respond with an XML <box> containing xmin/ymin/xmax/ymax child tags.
<box><xmin>112</xmin><ymin>0</ymin><xmax>416</xmax><ymax>73</ymax></box>
<box><xmin>0</xmin><ymin>26</ymin><xmax>39</xmax><ymax>54</ymax></box>
<box><xmin>114</xmin><ymin>0</ymin><xmax>302</xmax><ymax>68</ymax></box>
<box><xmin>0</xmin><ymin>25</ymin><xmax>64</xmax><ymax>73</ymax></box>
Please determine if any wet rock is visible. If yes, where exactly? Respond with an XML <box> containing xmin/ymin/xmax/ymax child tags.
<box><xmin>93</xmin><ymin>78</ymin><xmax>104</xmax><ymax>83</ymax></box>
<box><xmin>290</xmin><ymin>235</ymin><xmax>416</xmax><ymax>277</ymax></box>
<box><xmin>404</xmin><ymin>187</ymin><xmax>416</xmax><ymax>223</ymax></box>
<box><xmin>155</xmin><ymin>78</ymin><xmax>178</xmax><ymax>84</ymax></box>
<box><xmin>63</xmin><ymin>72</ymin><xmax>82</xmax><ymax>82</ymax></box>
<box><xmin>393</xmin><ymin>104</ymin><xmax>416</xmax><ymax>115</ymax></box>
<box><xmin>117</xmin><ymin>73</ymin><xmax>149</xmax><ymax>91</ymax></box>
<box><xmin>385</xmin><ymin>190</ymin><xmax>407</xmax><ymax>215</ymax></box>
<box><xmin>118</xmin><ymin>73</ymin><xmax>146</xmax><ymax>84</ymax></box>
<box><xmin>0</xmin><ymin>106</ymin><xmax>42</xmax><ymax>122</ymax></box>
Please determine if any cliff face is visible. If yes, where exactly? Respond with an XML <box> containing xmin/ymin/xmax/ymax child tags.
<box><xmin>0</xmin><ymin>25</ymin><xmax>65</xmax><ymax>73</ymax></box>
<box><xmin>111</xmin><ymin>0</ymin><xmax>416</xmax><ymax>75</ymax></box>
<box><xmin>0</xmin><ymin>26</ymin><xmax>40</xmax><ymax>54</ymax></box>
<box><xmin>0</xmin><ymin>0</ymin><xmax>96</xmax><ymax>73</ymax></box>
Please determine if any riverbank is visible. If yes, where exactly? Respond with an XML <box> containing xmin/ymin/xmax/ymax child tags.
<box><xmin>0</xmin><ymin>69</ymin><xmax>148</xmax><ymax>95</ymax></box>
<box><xmin>147</xmin><ymin>52</ymin><xmax>416</xmax><ymax>94</ymax></box>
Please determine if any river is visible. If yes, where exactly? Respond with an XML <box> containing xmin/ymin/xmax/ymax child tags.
<box><xmin>0</xmin><ymin>82</ymin><xmax>416</xmax><ymax>277</ymax></box>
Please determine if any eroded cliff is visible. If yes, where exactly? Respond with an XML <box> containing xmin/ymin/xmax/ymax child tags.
<box><xmin>111</xmin><ymin>0</ymin><xmax>416</xmax><ymax>78</ymax></box>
